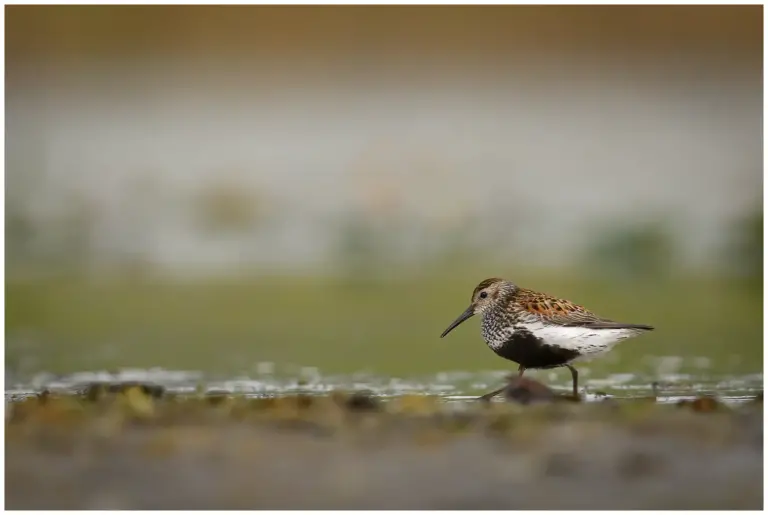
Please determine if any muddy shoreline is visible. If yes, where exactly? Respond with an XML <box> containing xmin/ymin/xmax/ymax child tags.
<box><xmin>5</xmin><ymin>386</ymin><xmax>763</xmax><ymax>509</ymax></box>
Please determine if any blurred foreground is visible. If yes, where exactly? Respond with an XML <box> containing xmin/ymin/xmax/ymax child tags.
<box><xmin>5</xmin><ymin>385</ymin><xmax>763</xmax><ymax>509</ymax></box>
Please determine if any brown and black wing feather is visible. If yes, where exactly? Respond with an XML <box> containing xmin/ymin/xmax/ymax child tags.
<box><xmin>514</xmin><ymin>288</ymin><xmax>654</xmax><ymax>331</ymax></box>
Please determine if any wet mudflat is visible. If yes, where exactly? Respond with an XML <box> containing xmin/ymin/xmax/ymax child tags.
<box><xmin>5</xmin><ymin>382</ymin><xmax>763</xmax><ymax>510</ymax></box>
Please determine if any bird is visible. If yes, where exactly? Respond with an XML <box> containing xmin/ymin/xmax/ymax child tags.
<box><xmin>440</xmin><ymin>278</ymin><xmax>654</xmax><ymax>399</ymax></box>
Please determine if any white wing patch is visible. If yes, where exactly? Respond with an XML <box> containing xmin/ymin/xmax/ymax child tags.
<box><xmin>517</xmin><ymin>320</ymin><xmax>641</xmax><ymax>357</ymax></box>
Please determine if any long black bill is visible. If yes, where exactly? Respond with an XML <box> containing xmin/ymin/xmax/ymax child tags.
<box><xmin>440</xmin><ymin>306</ymin><xmax>475</xmax><ymax>338</ymax></box>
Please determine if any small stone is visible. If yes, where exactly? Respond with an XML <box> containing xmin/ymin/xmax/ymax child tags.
<box><xmin>344</xmin><ymin>391</ymin><xmax>380</xmax><ymax>412</ymax></box>
<box><xmin>502</xmin><ymin>376</ymin><xmax>555</xmax><ymax>405</ymax></box>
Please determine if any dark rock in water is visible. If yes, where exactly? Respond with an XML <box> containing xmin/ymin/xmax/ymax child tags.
<box><xmin>344</xmin><ymin>391</ymin><xmax>380</xmax><ymax>412</ymax></box>
<box><xmin>501</xmin><ymin>376</ymin><xmax>555</xmax><ymax>405</ymax></box>
<box><xmin>205</xmin><ymin>391</ymin><xmax>231</xmax><ymax>405</ymax></box>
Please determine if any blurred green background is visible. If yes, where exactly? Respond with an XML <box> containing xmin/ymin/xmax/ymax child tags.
<box><xmin>6</xmin><ymin>211</ymin><xmax>762</xmax><ymax>380</ymax></box>
<box><xmin>5</xmin><ymin>5</ymin><xmax>763</xmax><ymax>382</ymax></box>
<box><xmin>5</xmin><ymin>266</ymin><xmax>763</xmax><ymax>379</ymax></box>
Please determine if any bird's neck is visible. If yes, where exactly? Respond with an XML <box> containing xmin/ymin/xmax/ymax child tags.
<box><xmin>481</xmin><ymin>306</ymin><xmax>517</xmax><ymax>347</ymax></box>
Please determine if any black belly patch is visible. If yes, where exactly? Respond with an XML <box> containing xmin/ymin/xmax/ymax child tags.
<box><xmin>492</xmin><ymin>327</ymin><xmax>581</xmax><ymax>369</ymax></box>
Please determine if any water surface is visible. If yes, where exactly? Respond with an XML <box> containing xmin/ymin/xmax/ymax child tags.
<box><xmin>6</xmin><ymin>366</ymin><xmax>762</xmax><ymax>405</ymax></box>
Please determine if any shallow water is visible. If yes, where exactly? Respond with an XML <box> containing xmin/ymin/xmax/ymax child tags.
<box><xmin>6</xmin><ymin>366</ymin><xmax>763</xmax><ymax>404</ymax></box>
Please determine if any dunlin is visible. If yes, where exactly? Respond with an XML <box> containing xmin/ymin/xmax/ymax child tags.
<box><xmin>440</xmin><ymin>278</ymin><xmax>654</xmax><ymax>399</ymax></box>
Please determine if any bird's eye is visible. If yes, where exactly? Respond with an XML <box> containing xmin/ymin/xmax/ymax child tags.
<box><xmin>479</xmin><ymin>291</ymin><xmax>488</xmax><ymax>299</ymax></box>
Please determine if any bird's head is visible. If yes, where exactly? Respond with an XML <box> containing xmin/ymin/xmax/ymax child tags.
<box><xmin>440</xmin><ymin>278</ymin><xmax>516</xmax><ymax>338</ymax></box>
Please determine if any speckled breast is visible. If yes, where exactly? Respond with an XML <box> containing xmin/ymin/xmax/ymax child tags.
<box><xmin>481</xmin><ymin>311</ymin><xmax>580</xmax><ymax>369</ymax></box>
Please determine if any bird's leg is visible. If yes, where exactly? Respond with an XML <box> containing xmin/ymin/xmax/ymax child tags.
<box><xmin>566</xmin><ymin>364</ymin><xmax>579</xmax><ymax>397</ymax></box>
<box><xmin>476</xmin><ymin>387</ymin><xmax>505</xmax><ymax>401</ymax></box>
<box><xmin>477</xmin><ymin>365</ymin><xmax>526</xmax><ymax>401</ymax></box>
